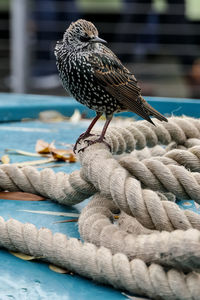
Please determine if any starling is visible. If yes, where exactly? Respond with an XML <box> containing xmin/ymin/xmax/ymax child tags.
<box><xmin>55</xmin><ymin>19</ymin><xmax>168</xmax><ymax>151</ymax></box>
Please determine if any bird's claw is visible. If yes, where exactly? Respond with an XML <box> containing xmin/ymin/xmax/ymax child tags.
<box><xmin>73</xmin><ymin>133</ymin><xmax>97</xmax><ymax>153</ymax></box>
<box><xmin>77</xmin><ymin>138</ymin><xmax>111</xmax><ymax>153</ymax></box>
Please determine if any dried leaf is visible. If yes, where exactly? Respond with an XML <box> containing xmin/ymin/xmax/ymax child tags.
<box><xmin>35</xmin><ymin>139</ymin><xmax>55</xmax><ymax>154</ymax></box>
<box><xmin>9</xmin><ymin>251</ymin><xmax>36</xmax><ymax>261</ymax></box>
<box><xmin>68</xmin><ymin>153</ymin><xmax>77</xmax><ymax>163</ymax></box>
<box><xmin>38</xmin><ymin>163</ymin><xmax>66</xmax><ymax>169</ymax></box>
<box><xmin>51</xmin><ymin>149</ymin><xmax>68</xmax><ymax>161</ymax></box>
<box><xmin>1</xmin><ymin>155</ymin><xmax>10</xmax><ymax>164</ymax></box>
<box><xmin>49</xmin><ymin>264</ymin><xmax>70</xmax><ymax>274</ymax></box>
<box><xmin>51</xmin><ymin>149</ymin><xmax>76</xmax><ymax>163</ymax></box>
<box><xmin>182</xmin><ymin>201</ymin><xmax>192</xmax><ymax>206</ymax></box>
<box><xmin>5</xmin><ymin>148</ymin><xmax>49</xmax><ymax>157</ymax></box>
<box><xmin>12</xmin><ymin>158</ymin><xmax>55</xmax><ymax>167</ymax></box>
<box><xmin>0</xmin><ymin>192</ymin><xmax>46</xmax><ymax>201</ymax></box>
<box><xmin>35</xmin><ymin>140</ymin><xmax>76</xmax><ymax>162</ymax></box>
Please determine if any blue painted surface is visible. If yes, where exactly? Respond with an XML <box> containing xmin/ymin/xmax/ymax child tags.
<box><xmin>0</xmin><ymin>250</ymin><xmax>125</xmax><ymax>300</ymax></box>
<box><xmin>0</xmin><ymin>93</ymin><xmax>93</xmax><ymax>121</ymax></box>
<box><xmin>0</xmin><ymin>93</ymin><xmax>199</xmax><ymax>299</ymax></box>
<box><xmin>0</xmin><ymin>92</ymin><xmax>199</xmax><ymax>121</ymax></box>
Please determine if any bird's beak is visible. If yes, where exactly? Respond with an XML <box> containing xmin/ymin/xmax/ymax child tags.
<box><xmin>91</xmin><ymin>36</ymin><xmax>107</xmax><ymax>44</ymax></box>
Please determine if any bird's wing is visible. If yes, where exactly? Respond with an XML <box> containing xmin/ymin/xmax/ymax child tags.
<box><xmin>88</xmin><ymin>52</ymin><xmax>154</xmax><ymax>122</ymax></box>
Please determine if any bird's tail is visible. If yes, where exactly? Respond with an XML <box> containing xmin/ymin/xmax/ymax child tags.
<box><xmin>140</xmin><ymin>96</ymin><xmax>168</xmax><ymax>122</ymax></box>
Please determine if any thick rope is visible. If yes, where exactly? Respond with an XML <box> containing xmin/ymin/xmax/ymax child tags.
<box><xmin>0</xmin><ymin>216</ymin><xmax>200</xmax><ymax>300</ymax></box>
<box><xmin>1</xmin><ymin>145</ymin><xmax>200</xmax><ymax>205</ymax></box>
<box><xmin>119</xmin><ymin>150</ymin><xmax>200</xmax><ymax>197</ymax></box>
<box><xmin>105</xmin><ymin>116</ymin><xmax>200</xmax><ymax>154</ymax></box>
<box><xmin>0</xmin><ymin>165</ymin><xmax>95</xmax><ymax>205</ymax></box>
<box><xmin>78</xmin><ymin>194</ymin><xmax>200</xmax><ymax>272</ymax></box>
<box><xmin>78</xmin><ymin>142</ymin><xmax>200</xmax><ymax>230</ymax></box>
<box><xmin>127</xmin><ymin>145</ymin><xmax>200</xmax><ymax>172</ymax></box>
<box><xmin>0</xmin><ymin>116</ymin><xmax>200</xmax><ymax>299</ymax></box>
<box><xmin>1</xmin><ymin>150</ymin><xmax>200</xmax><ymax>230</ymax></box>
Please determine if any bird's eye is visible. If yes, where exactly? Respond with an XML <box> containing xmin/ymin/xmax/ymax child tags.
<box><xmin>80</xmin><ymin>35</ymin><xmax>90</xmax><ymax>42</ymax></box>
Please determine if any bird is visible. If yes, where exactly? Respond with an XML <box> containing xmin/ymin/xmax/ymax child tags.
<box><xmin>54</xmin><ymin>19</ymin><xmax>168</xmax><ymax>152</ymax></box>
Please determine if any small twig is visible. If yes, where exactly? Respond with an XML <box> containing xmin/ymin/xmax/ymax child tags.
<box><xmin>54</xmin><ymin>218</ymin><xmax>78</xmax><ymax>224</ymax></box>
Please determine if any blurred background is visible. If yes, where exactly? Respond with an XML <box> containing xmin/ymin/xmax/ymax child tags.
<box><xmin>1</xmin><ymin>0</ymin><xmax>200</xmax><ymax>99</ymax></box>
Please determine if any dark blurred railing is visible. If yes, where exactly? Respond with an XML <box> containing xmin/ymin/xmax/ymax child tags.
<box><xmin>0</xmin><ymin>0</ymin><xmax>200</xmax><ymax>99</ymax></box>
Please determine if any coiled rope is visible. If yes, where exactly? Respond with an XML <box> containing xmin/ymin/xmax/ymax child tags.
<box><xmin>0</xmin><ymin>116</ymin><xmax>200</xmax><ymax>299</ymax></box>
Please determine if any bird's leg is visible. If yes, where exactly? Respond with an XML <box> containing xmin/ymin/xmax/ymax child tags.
<box><xmin>73</xmin><ymin>112</ymin><xmax>102</xmax><ymax>152</ymax></box>
<box><xmin>79</xmin><ymin>116</ymin><xmax>112</xmax><ymax>152</ymax></box>
<box><xmin>96</xmin><ymin>117</ymin><xmax>112</xmax><ymax>142</ymax></box>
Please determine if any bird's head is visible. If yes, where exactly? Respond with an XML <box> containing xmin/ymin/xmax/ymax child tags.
<box><xmin>63</xmin><ymin>19</ymin><xmax>107</xmax><ymax>51</ymax></box>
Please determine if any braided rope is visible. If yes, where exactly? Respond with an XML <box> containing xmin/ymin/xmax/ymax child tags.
<box><xmin>0</xmin><ymin>216</ymin><xmax>200</xmax><ymax>299</ymax></box>
<box><xmin>127</xmin><ymin>145</ymin><xmax>200</xmax><ymax>171</ymax></box>
<box><xmin>78</xmin><ymin>194</ymin><xmax>200</xmax><ymax>272</ymax></box>
<box><xmin>106</xmin><ymin>116</ymin><xmax>200</xmax><ymax>153</ymax></box>
<box><xmin>78</xmin><ymin>142</ymin><xmax>200</xmax><ymax>230</ymax></box>
<box><xmin>0</xmin><ymin>116</ymin><xmax>200</xmax><ymax>299</ymax></box>
<box><xmin>119</xmin><ymin>150</ymin><xmax>200</xmax><ymax>197</ymax></box>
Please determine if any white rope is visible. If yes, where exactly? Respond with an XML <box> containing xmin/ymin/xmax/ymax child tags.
<box><xmin>0</xmin><ymin>216</ymin><xmax>200</xmax><ymax>300</ymax></box>
<box><xmin>0</xmin><ymin>116</ymin><xmax>200</xmax><ymax>299</ymax></box>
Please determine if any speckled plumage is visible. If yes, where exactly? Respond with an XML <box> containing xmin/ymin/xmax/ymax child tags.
<box><xmin>55</xmin><ymin>19</ymin><xmax>167</xmax><ymax>150</ymax></box>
